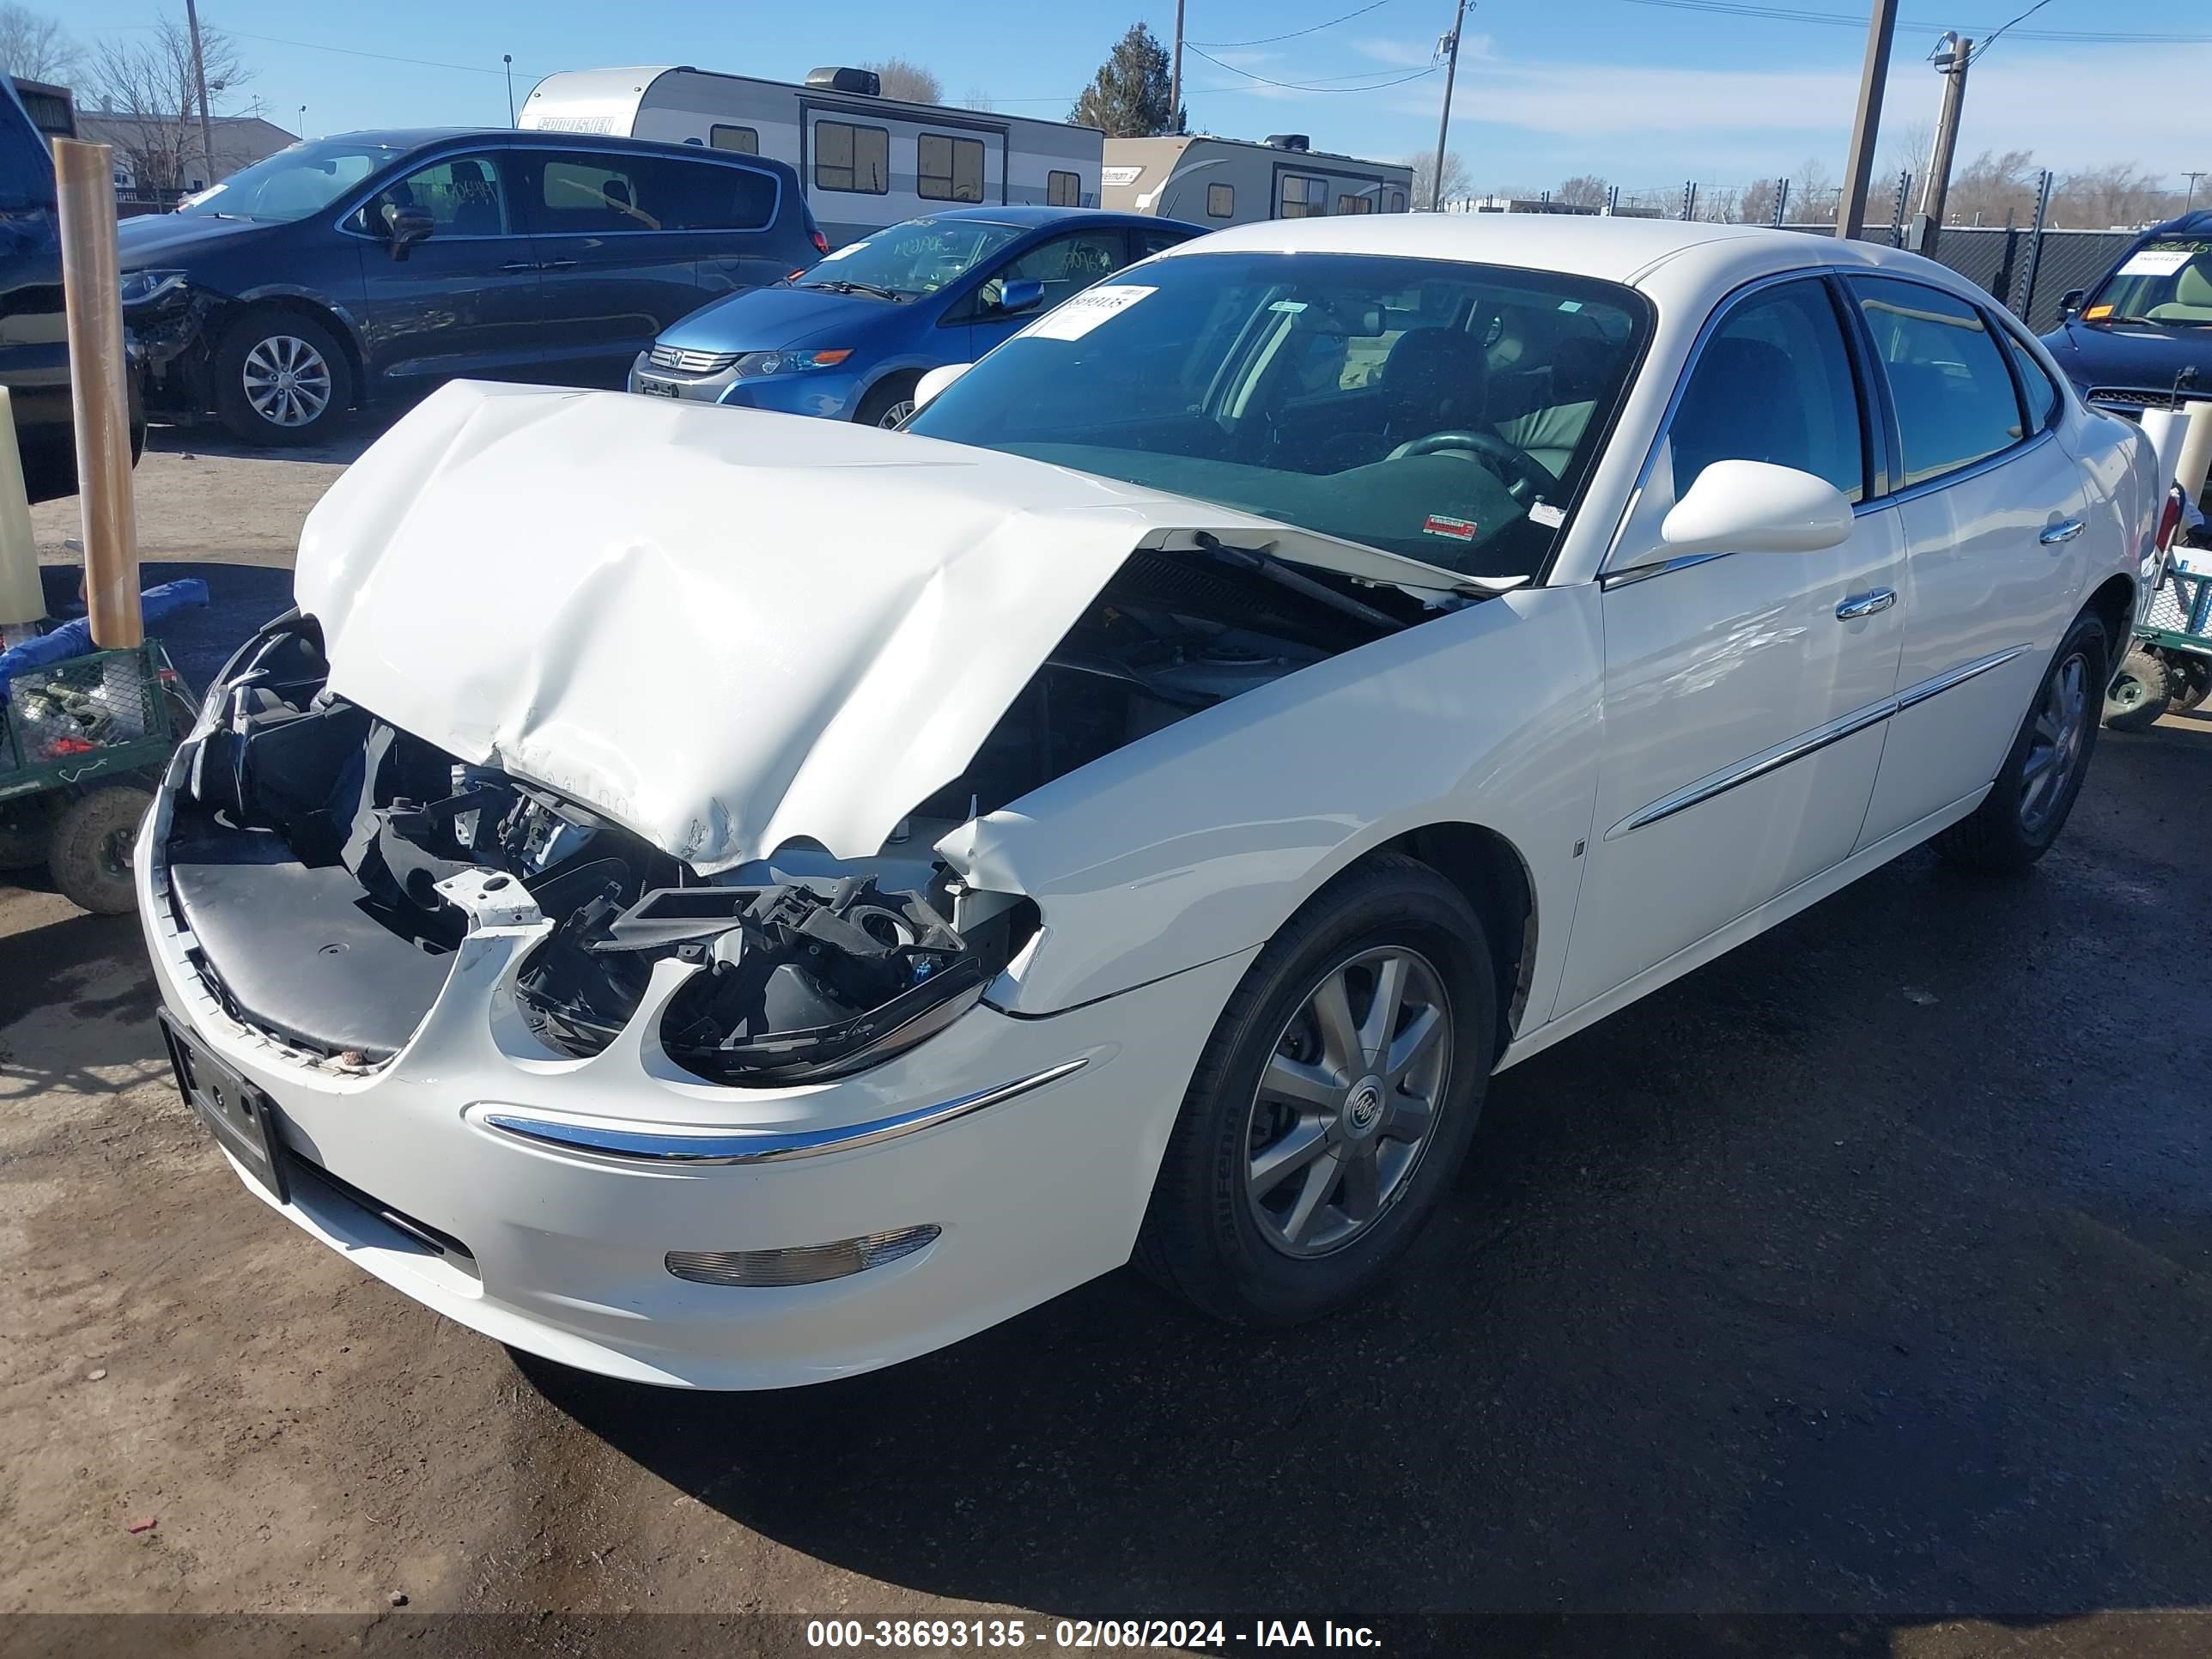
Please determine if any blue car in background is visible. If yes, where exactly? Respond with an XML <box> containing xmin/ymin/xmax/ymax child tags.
<box><xmin>629</xmin><ymin>206</ymin><xmax>1205</xmax><ymax>427</ymax></box>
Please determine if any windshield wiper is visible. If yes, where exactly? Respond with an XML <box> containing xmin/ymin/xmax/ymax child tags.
<box><xmin>805</xmin><ymin>279</ymin><xmax>905</xmax><ymax>301</ymax></box>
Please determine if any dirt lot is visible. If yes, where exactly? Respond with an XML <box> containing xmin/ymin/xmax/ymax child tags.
<box><xmin>4</xmin><ymin>427</ymin><xmax>2210</xmax><ymax>1653</ymax></box>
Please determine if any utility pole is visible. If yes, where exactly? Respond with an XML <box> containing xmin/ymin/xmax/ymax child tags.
<box><xmin>1835</xmin><ymin>0</ymin><xmax>1901</xmax><ymax>239</ymax></box>
<box><xmin>504</xmin><ymin>55</ymin><xmax>516</xmax><ymax>126</ymax></box>
<box><xmin>1430</xmin><ymin>0</ymin><xmax>1469</xmax><ymax>211</ymax></box>
<box><xmin>1911</xmin><ymin>33</ymin><xmax>1971</xmax><ymax>254</ymax></box>
<box><xmin>185</xmin><ymin>0</ymin><xmax>216</xmax><ymax>190</ymax></box>
<box><xmin>2185</xmin><ymin>170</ymin><xmax>2207</xmax><ymax>214</ymax></box>
<box><xmin>1170</xmin><ymin>0</ymin><xmax>1185</xmax><ymax>132</ymax></box>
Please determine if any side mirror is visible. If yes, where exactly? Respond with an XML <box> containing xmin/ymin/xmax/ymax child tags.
<box><xmin>1658</xmin><ymin>459</ymin><xmax>1852</xmax><ymax>556</ymax></box>
<box><xmin>987</xmin><ymin>277</ymin><xmax>1046</xmax><ymax>318</ymax></box>
<box><xmin>914</xmin><ymin>362</ymin><xmax>971</xmax><ymax>411</ymax></box>
<box><xmin>2059</xmin><ymin>287</ymin><xmax>2086</xmax><ymax>318</ymax></box>
<box><xmin>385</xmin><ymin>206</ymin><xmax>434</xmax><ymax>260</ymax></box>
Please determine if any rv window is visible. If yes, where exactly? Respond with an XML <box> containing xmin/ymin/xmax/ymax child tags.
<box><xmin>918</xmin><ymin>133</ymin><xmax>984</xmax><ymax>204</ymax></box>
<box><xmin>1206</xmin><ymin>182</ymin><xmax>1234</xmax><ymax>218</ymax></box>
<box><xmin>710</xmin><ymin>125</ymin><xmax>759</xmax><ymax>155</ymax></box>
<box><xmin>1388</xmin><ymin>190</ymin><xmax>1407</xmax><ymax>213</ymax></box>
<box><xmin>817</xmin><ymin>120</ymin><xmax>889</xmax><ymax>195</ymax></box>
<box><xmin>1048</xmin><ymin>170</ymin><xmax>1082</xmax><ymax>208</ymax></box>
<box><xmin>1278</xmin><ymin>174</ymin><xmax>1327</xmax><ymax>219</ymax></box>
<box><xmin>1336</xmin><ymin>191</ymin><xmax>1376</xmax><ymax>215</ymax></box>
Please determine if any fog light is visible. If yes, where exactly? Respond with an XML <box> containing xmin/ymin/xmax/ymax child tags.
<box><xmin>665</xmin><ymin>1225</ymin><xmax>941</xmax><ymax>1287</ymax></box>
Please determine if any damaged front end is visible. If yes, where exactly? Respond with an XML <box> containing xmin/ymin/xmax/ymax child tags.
<box><xmin>164</xmin><ymin>615</ymin><xmax>1032</xmax><ymax>1083</ymax></box>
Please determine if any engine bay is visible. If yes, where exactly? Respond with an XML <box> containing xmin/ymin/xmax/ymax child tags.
<box><xmin>161</xmin><ymin>546</ymin><xmax>1421</xmax><ymax>1081</ymax></box>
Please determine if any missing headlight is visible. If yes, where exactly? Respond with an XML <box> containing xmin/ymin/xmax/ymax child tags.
<box><xmin>515</xmin><ymin>875</ymin><xmax>1034</xmax><ymax>1085</ymax></box>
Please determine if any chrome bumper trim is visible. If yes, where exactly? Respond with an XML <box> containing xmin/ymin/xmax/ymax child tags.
<box><xmin>476</xmin><ymin>1057</ymin><xmax>1091</xmax><ymax>1166</ymax></box>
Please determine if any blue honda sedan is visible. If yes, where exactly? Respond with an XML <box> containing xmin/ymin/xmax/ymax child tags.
<box><xmin>628</xmin><ymin>206</ymin><xmax>1205</xmax><ymax>427</ymax></box>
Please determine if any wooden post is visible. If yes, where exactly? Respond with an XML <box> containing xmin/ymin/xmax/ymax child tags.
<box><xmin>54</xmin><ymin>138</ymin><xmax>140</xmax><ymax>648</ymax></box>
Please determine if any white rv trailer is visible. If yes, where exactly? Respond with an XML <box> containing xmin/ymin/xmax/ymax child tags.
<box><xmin>1100</xmin><ymin>134</ymin><xmax>1413</xmax><ymax>229</ymax></box>
<box><xmin>521</xmin><ymin>65</ymin><xmax>1103</xmax><ymax>245</ymax></box>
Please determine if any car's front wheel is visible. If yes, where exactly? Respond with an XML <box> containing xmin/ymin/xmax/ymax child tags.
<box><xmin>1936</xmin><ymin>612</ymin><xmax>2106</xmax><ymax>872</ymax></box>
<box><xmin>1136</xmin><ymin>855</ymin><xmax>1495</xmax><ymax>1327</ymax></box>
<box><xmin>214</xmin><ymin>310</ymin><xmax>353</xmax><ymax>445</ymax></box>
<box><xmin>854</xmin><ymin>374</ymin><xmax>919</xmax><ymax>429</ymax></box>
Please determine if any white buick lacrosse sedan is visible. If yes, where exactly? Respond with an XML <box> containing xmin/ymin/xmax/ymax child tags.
<box><xmin>140</xmin><ymin>216</ymin><xmax>2155</xmax><ymax>1389</ymax></box>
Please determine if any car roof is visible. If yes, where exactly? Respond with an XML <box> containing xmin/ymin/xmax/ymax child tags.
<box><xmin>2144</xmin><ymin>208</ymin><xmax>2212</xmax><ymax>239</ymax></box>
<box><xmin>1148</xmin><ymin>211</ymin><xmax>1964</xmax><ymax>292</ymax></box>
<box><xmin>321</xmin><ymin>127</ymin><xmax>802</xmax><ymax>173</ymax></box>
<box><xmin>900</xmin><ymin>204</ymin><xmax>1202</xmax><ymax>234</ymax></box>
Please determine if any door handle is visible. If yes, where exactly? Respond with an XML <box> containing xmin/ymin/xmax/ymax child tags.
<box><xmin>500</xmin><ymin>259</ymin><xmax>538</xmax><ymax>272</ymax></box>
<box><xmin>2039</xmin><ymin>519</ymin><xmax>2086</xmax><ymax>545</ymax></box>
<box><xmin>540</xmin><ymin>258</ymin><xmax>578</xmax><ymax>271</ymax></box>
<box><xmin>1835</xmin><ymin>587</ymin><xmax>1896</xmax><ymax>620</ymax></box>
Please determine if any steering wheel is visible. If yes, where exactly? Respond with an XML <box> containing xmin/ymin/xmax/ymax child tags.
<box><xmin>1389</xmin><ymin>429</ymin><xmax>1556</xmax><ymax>504</ymax></box>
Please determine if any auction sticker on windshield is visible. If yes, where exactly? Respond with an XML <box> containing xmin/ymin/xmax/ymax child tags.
<box><xmin>1027</xmin><ymin>286</ymin><xmax>1156</xmax><ymax>341</ymax></box>
<box><xmin>2119</xmin><ymin>247</ymin><xmax>2195</xmax><ymax>278</ymax></box>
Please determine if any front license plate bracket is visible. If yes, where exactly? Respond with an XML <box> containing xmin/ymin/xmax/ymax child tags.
<box><xmin>158</xmin><ymin>1010</ymin><xmax>289</xmax><ymax>1204</ymax></box>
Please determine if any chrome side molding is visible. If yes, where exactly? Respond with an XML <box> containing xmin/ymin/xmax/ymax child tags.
<box><xmin>1610</xmin><ymin>644</ymin><xmax>2028</xmax><ymax>839</ymax></box>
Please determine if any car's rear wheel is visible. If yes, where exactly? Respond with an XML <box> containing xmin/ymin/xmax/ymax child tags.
<box><xmin>1136</xmin><ymin>855</ymin><xmax>1494</xmax><ymax>1327</ymax></box>
<box><xmin>854</xmin><ymin>374</ymin><xmax>919</xmax><ymax>429</ymax></box>
<box><xmin>214</xmin><ymin>310</ymin><xmax>352</xmax><ymax>445</ymax></box>
<box><xmin>1936</xmin><ymin>613</ymin><xmax>2106</xmax><ymax>872</ymax></box>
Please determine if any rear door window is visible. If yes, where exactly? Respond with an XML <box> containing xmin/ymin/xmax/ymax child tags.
<box><xmin>1849</xmin><ymin>276</ymin><xmax>2026</xmax><ymax>486</ymax></box>
<box><xmin>532</xmin><ymin>153</ymin><xmax>776</xmax><ymax>234</ymax></box>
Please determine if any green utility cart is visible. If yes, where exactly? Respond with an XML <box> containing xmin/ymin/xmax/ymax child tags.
<box><xmin>0</xmin><ymin>640</ymin><xmax>195</xmax><ymax>914</ymax></box>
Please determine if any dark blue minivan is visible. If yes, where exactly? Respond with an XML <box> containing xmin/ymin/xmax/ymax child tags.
<box><xmin>119</xmin><ymin>129</ymin><xmax>822</xmax><ymax>443</ymax></box>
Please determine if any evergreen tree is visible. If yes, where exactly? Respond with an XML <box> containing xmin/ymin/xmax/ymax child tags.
<box><xmin>1071</xmin><ymin>22</ymin><xmax>1185</xmax><ymax>137</ymax></box>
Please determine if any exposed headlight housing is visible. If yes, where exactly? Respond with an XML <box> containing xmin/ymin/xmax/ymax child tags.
<box><xmin>730</xmin><ymin>347</ymin><xmax>854</xmax><ymax>379</ymax></box>
<box><xmin>120</xmin><ymin>268</ymin><xmax>190</xmax><ymax>307</ymax></box>
<box><xmin>516</xmin><ymin>875</ymin><xmax>1035</xmax><ymax>1086</ymax></box>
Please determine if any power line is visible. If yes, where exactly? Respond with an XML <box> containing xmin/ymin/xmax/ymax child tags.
<box><xmin>1607</xmin><ymin>0</ymin><xmax>2212</xmax><ymax>44</ymax></box>
<box><xmin>217</xmin><ymin>27</ymin><xmax>526</xmax><ymax>79</ymax></box>
<box><xmin>1966</xmin><ymin>0</ymin><xmax>2058</xmax><ymax>61</ymax></box>
<box><xmin>1188</xmin><ymin>0</ymin><xmax>1397</xmax><ymax>49</ymax></box>
<box><xmin>1182</xmin><ymin>42</ymin><xmax>1442</xmax><ymax>91</ymax></box>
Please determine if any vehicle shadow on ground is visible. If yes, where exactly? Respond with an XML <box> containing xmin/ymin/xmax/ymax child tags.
<box><xmin>516</xmin><ymin>736</ymin><xmax>2212</xmax><ymax>1625</ymax></box>
<box><xmin>145</xmin><ymin>416</ymin><xmax>388</xmax><ymax>469</ymax></box>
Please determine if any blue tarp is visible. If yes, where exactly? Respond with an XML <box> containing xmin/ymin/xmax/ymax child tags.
<box><xmin>0</xmin><ymin>579</ymin><xmax>210</xmax><ymax>700</ymax></box>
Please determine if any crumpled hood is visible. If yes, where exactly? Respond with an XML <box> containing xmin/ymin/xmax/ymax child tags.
<box><xmin>296</xmin><ymin>380</ymin><xmax>1465</xmax><ymax>873</ymax></box>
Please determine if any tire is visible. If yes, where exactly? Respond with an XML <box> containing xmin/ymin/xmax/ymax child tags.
<box><xmin>2100</xmin><ymin>644</ymin><xmax>2172</xmax><ymax>733</ymax></box>
<box><xmin>1936</xmin><ymin>613</ymin><xmax>2106</xmax><ymax>873</ymax></box>
<box><xmin>854</xmin><ymin>374</ymin><xmax>920</xmax><ymax>429</ymax></box>
<box><xmin>213</xmin><ymin>310</ymin><xmax>353</xmax><ymax>445</ymax></box>
<box><xmin>49</xmin><ymin>784</ymin><xmax>153</xmax><ymax>915</ymax></box>
<box><xmin>2171</xmin><ymin>653</ymin><xmax>2211</xmax><ymax>714</ymax></box>
<box><xmin>1135</xmin><ymin>854</ymin><xmax>1496</xmax><ymax>1328</ymax></box>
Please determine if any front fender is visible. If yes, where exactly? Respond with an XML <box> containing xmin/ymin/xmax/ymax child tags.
<box><xmin>941</xmin><ymin>583</ymin><xmax>1606</xmax><ymax>1018</ymax></box>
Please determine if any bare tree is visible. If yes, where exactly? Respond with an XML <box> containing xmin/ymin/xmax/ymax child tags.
<box><xmin>1407</xmin><ymin>150</ymin><xmax>1472</xmax><ymax>210</ymax></box>
<box><xmin>0</xmin><ymin>2</ymin><xmax>77</xmax><ymax>82</ymax></box>
<box><xmin>1946</xmin><ymin>147</ymin><xmax>2038</xmax><ymax>227</ymax></box>
<box><xmin>962</xmin><ymin>85</ymin><xmax>994</xmax><ymax>112</ymax></box>
<box><xmin>1790</xmin><ymin>155</ymin><xmax>1838</xmax><ymax>223</ymax></box>
<box><xmin>88</xmin><ymin>15</ymin><xmax>252</xmax><ymax>192</ymax></box>
<box><xmin>2051</xmin><ymin>161</ymin><xmax>2164</xmax><ymax>229</ymax></box>
<box><xmin>1554</xmin><ymin>173</ymin><xmax>1608</xmax><ymax>210</ymax></box>
<box><xmin>1697</xmin><ymin>184</ymin><xmax>1741</xmax><ymax>223</ymax></box>
<box><xmin>1739</xmin><ymin>178</ymin><xmax>1780</xmax><ymax>224</ymax></box>
<box><xmin>861</xmin><ymin>57</ymin><xmax>943</xmax><ymax>105</ymax></box>
<box><xmin>1877</xmin><ymin>117</ymin><xmax>1936</xmax><ymax>196</ymax></box>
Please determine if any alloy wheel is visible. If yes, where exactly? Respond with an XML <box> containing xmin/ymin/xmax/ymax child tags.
<box><xmin>2021</xmin><ymin>649</ymin><xmax>2089</xmax><ymax>835</ymax></box>
<box><xmin>877</xmin><ymin>398</ymin><xmax>915</xmax><ymax>428</ymax></box>
<box><xmin>1243</xmin><ymin>945</ymin><xmax>1452</xmax><ymax>1258</ymax></box>
<box><xmin>241</xmin><ymin>334</ymin><xmax>333</xmax><ymax>429</ymax></box>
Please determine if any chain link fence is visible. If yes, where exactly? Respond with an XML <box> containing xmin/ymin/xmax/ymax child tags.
<box><xmin>1781</xmin><ymin>222</ymin><xmax>2137</xmax><ymax>333</ymax></box>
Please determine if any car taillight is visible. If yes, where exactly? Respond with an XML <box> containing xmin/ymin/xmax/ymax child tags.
<box><xmin>811</xmin><ymin>228</ymin><xmax>830</xmax><ymax>255</ymax></box>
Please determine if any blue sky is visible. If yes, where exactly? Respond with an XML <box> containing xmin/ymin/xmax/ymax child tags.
<box><xmin>56</xmin><ymin>0</ymin><xmax>2212</xmax><ymax>197</ymax></box>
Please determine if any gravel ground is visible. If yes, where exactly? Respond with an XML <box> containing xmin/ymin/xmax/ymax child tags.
<box><xmin>4</xmin><ymin>425</ymin><xmax>2209</xmax><ymax>1653</ymax></box>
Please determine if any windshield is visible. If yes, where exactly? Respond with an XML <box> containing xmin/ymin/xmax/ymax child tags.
<box><xmin>798</xmin><ymin>216</ymin><xmax>1029</xmax><ymax>299</ymax></box>
<box><xmin>906</xmin><ymin>252</ymin><xmax>1650</xmax><ymax>577</ymax></box>
<box><xmin>175</xmin><ymin>139</ymin><xmax>404</xmax><ymax>223</ymax></box>
<box><xmin>2086</xmin><ymin>238</ymin><xmax>2212</xmax><ymax>327</ymax></box>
